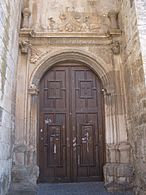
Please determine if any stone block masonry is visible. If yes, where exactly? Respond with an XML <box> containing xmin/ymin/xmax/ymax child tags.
<box><xmin>134</xmin><ymin>0</ymin><xmax>146</xmax><ymax>83</ymax></box>
<box><xmin>120</xmin><ymin>0</ymin><xmax>146</xmax><ymax>194</ymax></box>
<box><xmin>0</xmin><ymin>1</ymin><xmax>21</xmax><ymax>195</ymax></box>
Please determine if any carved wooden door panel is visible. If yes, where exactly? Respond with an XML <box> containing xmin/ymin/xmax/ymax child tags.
<box><xmin>39</xmin><ymin>66</ymin><xmax>71</xmax><ymax>182</ymax></box>
<box><xmin>70</xmin><ymin>66</ymin><xmax>104</xmax><ymax>181</ymax></box>
<box><xmin>38</xmin><ymin>64</ymin><xmax>105</xmax><ymax>182</ymax></box>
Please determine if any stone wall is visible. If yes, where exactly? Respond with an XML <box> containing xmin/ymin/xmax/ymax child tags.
<box><xmin>134</xmin><ymin>0</ymin><xmax>146</xmax><ymax>82</ymax></box>
<box><xmin>119</xmin><ymin>0</ymin><xmax>146</xmax><ymax>194</ymax></box>
<box><xmin>0</xmin><ymin>1</ymin><xmax>21</xmax><ymax>195</ymax></box>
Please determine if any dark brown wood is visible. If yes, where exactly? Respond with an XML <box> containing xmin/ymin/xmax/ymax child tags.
<box><xmin>38</xmin><ymin>63</ymin><xmax>105</xmax><ymax>183</ymax></box>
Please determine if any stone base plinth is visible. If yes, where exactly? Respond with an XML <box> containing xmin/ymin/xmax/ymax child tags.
<box><xmin>104</xmin><ymin>163</ymin><xmax>134</xmax><ymax>192</ymax></box>
<box><xmin>8</xmin><ymin>184</ymin><xmax>37</xmax><ymax>195</ymax></box>
<box><xmin>8</xmin><ymin>189</ymin><xmax>36</xmax><ymax>195</ymax></box>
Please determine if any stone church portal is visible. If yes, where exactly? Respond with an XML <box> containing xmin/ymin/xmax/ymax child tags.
<box><xmin>0</xmin><ymin>0</ymin><xmax>146</xmax><ymax>195</ymax></box>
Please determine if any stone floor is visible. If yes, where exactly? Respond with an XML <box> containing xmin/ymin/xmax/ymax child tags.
<box><xmin>37</xmin><ymin>182</ymin><xmax>134</xmax><ymax>195</ymax></box>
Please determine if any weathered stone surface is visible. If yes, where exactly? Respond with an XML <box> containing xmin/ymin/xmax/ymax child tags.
<box><xmin>0</xmin><ymin>0</ymin><xmax>21</xmax><ymax>195</ymax></box>
<box><xmin>119</xmin><ymin>0</ymin><xmax>146</xmax><ymax>194</ymax></box>
<box><xmin>104</xmin><ymin>163</ymin><xmax>134</xmax><ymax>191</ymax></box>
<box><xmin>8</xmin><ymin>181</ymin><xmax>36</xmax><ymax>195</ymax></box>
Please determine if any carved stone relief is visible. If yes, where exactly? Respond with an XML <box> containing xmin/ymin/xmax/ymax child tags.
<box><xmin>26</xmin><ymin>0</ymin><xmax>121</xmax><ymax>34</ymax></box>
<box><xmin>111</xmin><ymin>41</ymin><xmax>120</xmax><ymax>55</ymax></box>
<box><xmin>30</xmin><ymin>47</ymin><xmax>45</xmax><ymax>64</ymax></box>
<box><xmin>47</xmin><ymin>10</ymin><xmax>109</xmax><ymax>33</ymax></box>
<box><xmin>28</xmin><ymin>84</ymin><xmax>39</xmax><ymax>95</ymax></box>
<box><xmin>19</xmin><ymin>40</ymin><xmax>30</xmax><ymax>54</ymax></box>
<box><xmin>19</xmin><ymin>39</ymin><xmax>48</xmax><ymax>63</ymax></box>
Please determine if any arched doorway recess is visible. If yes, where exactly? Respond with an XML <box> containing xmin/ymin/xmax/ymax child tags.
<box><xmin>38</xmin><ymin>61</ymin><xmax>105</xmax><ymax>182</ymax></box>
<box><xmin>14</xmin><ymin>50</ymin><xmax>132</xmax><ymax>192</ymax></box>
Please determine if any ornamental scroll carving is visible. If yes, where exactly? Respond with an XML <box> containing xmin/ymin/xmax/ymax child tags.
<box><xmin>30</xmin><ymin>47</ymin><xmax>44</xmax><ymax>64</ymax></box>
<box><xmin>19</xmin><ymin>40</ymin><xmax>47</xmax><ymax>63</ymax></box>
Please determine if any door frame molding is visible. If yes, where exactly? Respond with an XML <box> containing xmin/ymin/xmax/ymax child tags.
<box><xmin>29</xmin><ymin>49</ymin><xmax>111</xmax><ymax>88</ymax></box>
<box><xmin>27</xmin><ymin>50</ymin><xmax>113</xmax><ymax>183</ymax></box>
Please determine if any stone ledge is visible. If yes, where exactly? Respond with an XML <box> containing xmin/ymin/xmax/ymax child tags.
<box><xmin>19</xmin><ymin>29</ymin><xmax>111</xmax><ymax>39</ymax></box>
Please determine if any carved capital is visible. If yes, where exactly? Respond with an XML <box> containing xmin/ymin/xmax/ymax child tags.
<box><xmin>19</xmin><ymin>40</ymin><xmax>30</xmax><ymax>54</ymax></box>
<box><xmin>28</xmin><ymin>84</ymin><xmax>39</xmax><ymax>95</ymax></box>
<box><xmin>111</xmin><ymin>41</ymin><xmax>120</xmax><ymax>55</ymax></box>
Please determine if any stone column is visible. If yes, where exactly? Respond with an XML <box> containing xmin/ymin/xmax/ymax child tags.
<box><xmin>8</xmin><ymin>85</ymin><xmax>39</xmax><ymax>195</ymax></box>
<box><xmin>103</xmin><ymin>42</ymin><xmax>134</xmax><ymax>192</ymax></box>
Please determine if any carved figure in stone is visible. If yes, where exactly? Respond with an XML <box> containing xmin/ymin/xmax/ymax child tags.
<box><xmin>48</xmin><ymin>17</ymin><xmax>56</xmax><ymax>31</ymax></box>
<box><xmin>19</xmin><ymin>40</ymin><xmax>45</xmax><ymax>63</ymax></box>
<box><xmin>28</xmin><ymin>84</ymin><xmax>39</xmax><ymax>95</ymax></box>
<box><xmin>59</xmin><ymin>13</ymin><xmax>67</xmax><ymax>22</ymax></box>
<box><xmin>81</xmin><ymin>17</ymin><xmax>90</xmax><ymax>32</ymax></box>
<box><xmin>111</xmin><ymin>41</ymin><xmax>120</xmax><ymax>55</ymax></box>
<box><xmin>19</xmin><ymin>40</ymin><xmax>30</xmax><ymax>54</ymax></box>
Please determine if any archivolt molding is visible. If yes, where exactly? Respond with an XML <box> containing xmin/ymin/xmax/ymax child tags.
<box><xmin>29</xmin><ymin>49</ymin><xmax>111</xmax><ymax>89</ymax></box>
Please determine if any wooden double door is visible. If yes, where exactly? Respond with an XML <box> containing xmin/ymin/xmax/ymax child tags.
<box><xmin>38</xmin><ymin>63</ymin><xmax>105</xmax><ymax>183</ymax></box>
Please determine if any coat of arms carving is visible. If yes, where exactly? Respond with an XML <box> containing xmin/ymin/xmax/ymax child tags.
<box><xmin>47</xmin><ymin>7</ymin><xmax>109</xmax><ymax>33</ymax></box>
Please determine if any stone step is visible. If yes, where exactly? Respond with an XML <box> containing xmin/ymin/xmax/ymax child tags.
<box><xmin>37</xmin><ymin>182</ymin><xmax>134</xmax><ymax>195</ymax></box>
